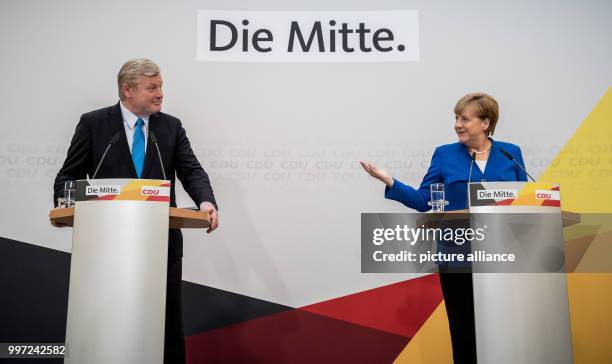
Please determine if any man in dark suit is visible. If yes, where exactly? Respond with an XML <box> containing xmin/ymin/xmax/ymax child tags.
<box><xmin>53</xmin><ymin>58</ymin><xmax>219</xmax><ymax>364</ymax></box>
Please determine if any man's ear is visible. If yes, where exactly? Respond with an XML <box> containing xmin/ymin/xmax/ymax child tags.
<box><xmin>122</xmin><ymin>83</ymin><xmax>132</xmax><ymax>99</ymax></box>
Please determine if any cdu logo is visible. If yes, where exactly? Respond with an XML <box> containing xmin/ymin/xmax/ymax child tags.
<box><xmin>535</xmin><ymin>190</ymin><xmax>560</xmax><ymax>200</ymax></box>
<box><xmin>141</xmin><ymin>186</ymin><xmax>170</xmax><ymax>197</ymax></box>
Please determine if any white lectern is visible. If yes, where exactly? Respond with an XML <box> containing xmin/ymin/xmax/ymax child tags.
<box><xmin>49</xmin><ymin>179</ymin><xmax>209</xmax><ymax>364</ymax></box>
<box><xmin>469</xmin><ymin>182</ymin><xmax>574</xmax><ymax>364</ymax></box>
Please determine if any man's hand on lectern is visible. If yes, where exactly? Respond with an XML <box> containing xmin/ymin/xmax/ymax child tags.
<box><xmin>51</xmin><ymin>220</ymin><xmax>68</xmax><ymax>228</ymax></box>
<box><xmin>51</xmin><ymin>206</ymin><xmax>69</xmax><ymax>227</ymax></box>
<box><xmin>200</xmin><ymin>201</ymin><xmax>219</xmax><ymax>233</ymax></box>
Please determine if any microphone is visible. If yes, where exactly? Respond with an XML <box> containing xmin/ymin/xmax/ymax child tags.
<box><xmin>466</xmin><ymin>152</ymin><xmax>476</xmax><ymax>205</ymax></box>
<box><xmin>92</xmin><ymin>132</ymin><xmax>121</xmax><ymax>179</ymax></box>
<box><xmin>499</xmin><ymin>148</ymin><xmax>536</xmax><ymax>182</ymax></box>
<box><xmin>149</xmin><ymin>131</ymin><xmax>167</xmax><ymax>181</ymax></box>
<box><xmin>467</xmin><ymin>152</ymin><xmax>476</xmax><ymax>185</ymax></box>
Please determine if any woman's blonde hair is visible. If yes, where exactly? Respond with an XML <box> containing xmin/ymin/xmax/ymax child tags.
<box><xmin>454</xmin><ymin>92</ymin><xmax>499</xmax><ymax>136</ymax></box>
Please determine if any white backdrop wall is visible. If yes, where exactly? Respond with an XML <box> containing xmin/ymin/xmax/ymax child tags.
<box><xmin>0</xmin><ymin>0</ymin><xmax>610</xmax><ymax>307</ymax></box>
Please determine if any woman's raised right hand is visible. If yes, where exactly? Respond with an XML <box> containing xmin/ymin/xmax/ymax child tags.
<box><xmin>360</xmin><ymin>161</ymin><xmax>394</xmax><ymax>187</ymax></box>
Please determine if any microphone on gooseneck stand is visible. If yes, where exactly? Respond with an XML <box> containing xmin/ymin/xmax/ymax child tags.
<box><xmin>498</xmin><ymin>148</ymin><xmax>536</xmax><ymax>182</ymax></box>
<box><xmin>92</xmin><ymin>132</ymin><xmax>121</xmax><ymax>179</ymax></box>
<box><xmin>149</xmin><ymin>131</ymin><xmax>167</xmax><ymax>181</ymax></box>
<box><xmin>467</xmin><ymin>152</ymin><xmax>476</xmax><ymax>185</ymax></box>
<box><xmin>466</xmin><ymin>152</ymin><xmax>476</xmax><ymax>205</ymax></box>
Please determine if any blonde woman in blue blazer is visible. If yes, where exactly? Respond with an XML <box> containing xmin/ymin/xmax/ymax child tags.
<box><xmin>361</xmin><ymin>93</ymin><xmax>528</xmax><ymax>364</ymax></box>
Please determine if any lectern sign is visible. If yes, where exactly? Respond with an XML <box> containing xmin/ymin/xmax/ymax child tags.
<box><xmin>85</xmin><ymin>185</ymin><xmax>120</xmax><ymax>196</ymax></box>
<box><xmin>76</xmin><ymin>179</ymin><xmax>170</xmax><ymax>202</ymax></box>
<box><xmin>469</xmin><ymin>181</ymin><xmax>561</xmax><ymax>208</ymax></box>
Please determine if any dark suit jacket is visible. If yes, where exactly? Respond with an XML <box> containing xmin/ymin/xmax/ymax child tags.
<box><xmin>54</xmin><ymin>102</ymin><xmax>217</xmax><ymax>258</ymax></box>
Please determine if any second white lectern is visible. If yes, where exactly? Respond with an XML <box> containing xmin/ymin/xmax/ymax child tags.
<box><xmin>469</xmin><ymin>182</ymin><xmax>573</xmax><ymax>364</ymax></box>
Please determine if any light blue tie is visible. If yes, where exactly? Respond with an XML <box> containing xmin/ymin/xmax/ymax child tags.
<box><xmin>132</xmin><ymin>118</ymin><xmax>145</xmax><ymax>178</ymax></box>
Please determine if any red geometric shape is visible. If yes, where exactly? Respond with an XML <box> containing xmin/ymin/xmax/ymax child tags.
<box><xmin>541</xmin><ymin>199</ymin><xmax>561</xmax><ymax>207</ymax></box>
<box><xmin>186</xmin><ymin>309</ymin><xmax>409</xmax><ymax>364</ymax></box>
<box><xmin>299</xmin><ymin>274</ymin><xmax>443</xmax><ymax>338</ymax></box>
<box><xmin>145</xmin><ymin>195</ymin><xmax>170</xmax><ymax>202</ymax></box>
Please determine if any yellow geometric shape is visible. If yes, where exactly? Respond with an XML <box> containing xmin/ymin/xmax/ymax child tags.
<box><xmin>539</xmin><ymin>87</ymin><xmax>612</xmax><ymax>363</ymax></box>
<box><xmin>539</xmin><ymin>86</ymin><xmax>612</xmax><ymax>213</ymax></box>
<box><xmin>566</xmin><ymin>273</ymin><xmax>612</xmax><ymax>364</ymax></box>
<box><xmin>573</xmin><ymin>224</ymin><xmax>612</xmax><ymax>273</ymax></box>
<box><xmin>393</xmin><ymin>301</ymin><xmax>452</xmax><ymax>364</ymax></box>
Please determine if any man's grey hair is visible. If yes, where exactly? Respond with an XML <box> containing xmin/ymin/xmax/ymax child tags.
<box><xmin>117</xmin><ymin>58</ymin><xmax>160</xmax><ymax>100</ymax></box>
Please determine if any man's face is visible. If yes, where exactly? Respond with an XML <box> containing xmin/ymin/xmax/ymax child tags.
<box><xmin>123</xmin><ymin>74</ymin><xmax>163</xmax><ymax>115</ymax></box>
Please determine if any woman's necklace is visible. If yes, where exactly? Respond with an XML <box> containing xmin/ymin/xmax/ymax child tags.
<box><xmin>474</xmin><ymin>148</ymin><xmax>490</xmax><ymax>155</ymax></box>
<box><xmin>472</xmin><ymin>141</ymin><xmax>491</xmax><ymax>155</ymax></box>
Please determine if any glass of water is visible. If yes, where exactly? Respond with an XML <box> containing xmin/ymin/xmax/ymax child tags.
<box><xmin>429</xmin><ymin>183</ymin><xmax>448</xmax><ymax>212</ymax></box>
<box><xmin>63</xmin><ymin>181</ymin><xmax>77</xmax><ymax>207</ymax></box>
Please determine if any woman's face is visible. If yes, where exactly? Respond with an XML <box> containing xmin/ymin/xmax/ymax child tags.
<box><xmin>454</xmin><ymin>105</ymin><xmax>490</xmax><ymax>146</ymax></box>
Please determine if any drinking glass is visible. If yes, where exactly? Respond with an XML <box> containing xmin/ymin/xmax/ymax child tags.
<box><xmin>429</xmin><ymin>183</ymin><xmax>448</xmax><ymax>212</ymax></box>
<box><xmin>63</xmin><ymin>181</ymin><xmax>77</xmax><ymax>207</ymax></box>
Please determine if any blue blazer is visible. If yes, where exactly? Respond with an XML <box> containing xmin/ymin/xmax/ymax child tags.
<box><xmin>385</xmin><ymin>139</ymin><xmax>528</xmax><ymax>211</ymax></box>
